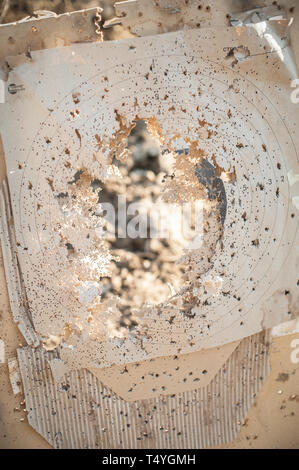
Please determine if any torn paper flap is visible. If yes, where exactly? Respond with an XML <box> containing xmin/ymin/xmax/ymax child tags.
<box><xmin>8</xmin><ymin>357</ymin><xmax>22</xmax><ymax>395</ymax></box>
<box><xmin>0</xmin><ymin>181</ymin><xmax>40</xmax><ymax>347</ymax></box>
<box><xmin>247</xmin><ymin>19</ymin><xmax>297</xmax><ymax>80</ymax></box>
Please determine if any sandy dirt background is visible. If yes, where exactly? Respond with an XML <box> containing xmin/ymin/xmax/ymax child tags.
<box><xmin>0</xmin><ymin>0</ymin><xmax>298</xmax><ymax>449</ymax></box>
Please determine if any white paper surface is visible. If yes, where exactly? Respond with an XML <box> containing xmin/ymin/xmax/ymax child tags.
<box><xmin>0</xmin><ymin>23</ymin><xmax>298</xmax><ymax>370</ymax></box>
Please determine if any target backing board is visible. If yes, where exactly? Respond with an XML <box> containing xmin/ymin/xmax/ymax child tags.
<box><xmin>0</xmin><ymin>22</ymin><xmax>298</xmax><ymax>371</ymax></box>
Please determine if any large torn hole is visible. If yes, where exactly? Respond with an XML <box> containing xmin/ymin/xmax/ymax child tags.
<box><xmin>97</xmin><ymin>119</ymin><xmax>187</xmax><ymax>326</ymax></box>
<box><xmin>54</xmin><ymin>116</ymin><xmax>227</xmax><ymax>341</ymax></box>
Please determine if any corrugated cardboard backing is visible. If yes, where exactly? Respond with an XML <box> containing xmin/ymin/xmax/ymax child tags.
<box><xmin>17</xmin><ymin>330</ymin><xmax>270</xmax><ymax>449</ymax></box>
